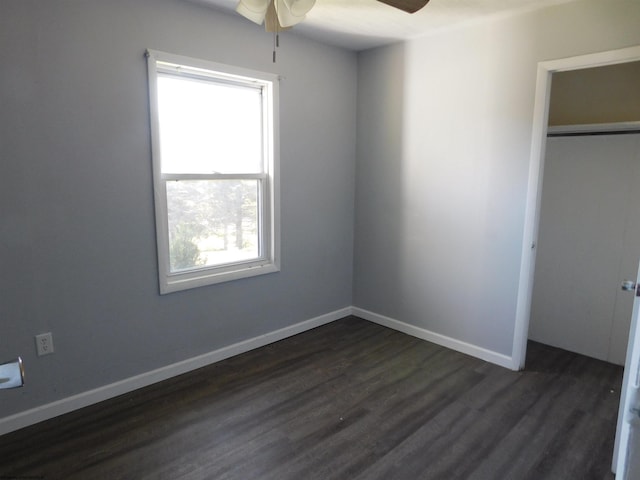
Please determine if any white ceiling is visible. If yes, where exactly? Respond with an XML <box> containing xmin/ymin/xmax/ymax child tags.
<box><xmin>190</xmin><ymin>0</ymin><xmax>582</xmax><ymax>51</ymax></box>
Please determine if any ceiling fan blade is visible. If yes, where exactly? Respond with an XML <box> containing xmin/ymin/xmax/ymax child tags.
<box><xmin>275</xmin><ymin>0</ymin><xmax>316</xmax><ymax>28</ymax></box>
<box><xmin>236</xmin><ymin>0</ymin><xmax>271</xmax><ymax>25</ymax></box>
<box><xmin>377</xmin><ymin>0</ymin><xmax>429</xmax><ymax>14</ymax></box>
<box><xmin>265</xmin><ymin>1</ymin><xmax>292</xmax><ymax>32</ymax></box>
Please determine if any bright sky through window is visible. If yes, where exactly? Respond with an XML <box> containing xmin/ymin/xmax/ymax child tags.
<box><xmin>157</xmin><ymin>75</ymin><xmax>263</xmax><ymax>175</ymax></box>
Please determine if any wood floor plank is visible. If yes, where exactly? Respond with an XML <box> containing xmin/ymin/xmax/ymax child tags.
<box><xmin>0</xmin><ymin>317</ymin><xmax>622</xmax><ymax>480</ymax></box>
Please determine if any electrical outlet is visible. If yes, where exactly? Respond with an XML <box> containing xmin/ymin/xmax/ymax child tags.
<box><xmin>35</xmin><ymin>332</ymin><xmax>54</xmax><ymax>356</ymax></box>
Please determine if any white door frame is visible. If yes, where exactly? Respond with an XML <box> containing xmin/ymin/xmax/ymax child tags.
<box><xmin>512</xmin><ymin>45</ymin><xmax>640</xmax><ymax>371</ymax></box>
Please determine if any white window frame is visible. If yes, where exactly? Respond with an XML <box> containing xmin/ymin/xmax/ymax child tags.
<box><xmin>146</xmin><ymin>50</ymin><xmax>280</xmax><ymax>294</ymax></box>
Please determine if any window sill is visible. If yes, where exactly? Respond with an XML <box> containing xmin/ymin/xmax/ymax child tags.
<box><xmin>160</xmin><ymin>262</ymin><xmax>280</xmax><ymax>294</ymax></box>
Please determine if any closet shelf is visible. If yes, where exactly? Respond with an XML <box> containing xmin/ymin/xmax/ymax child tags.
<box><xmin>547</xmin><ymin>121</ymin><xmax>640</xmax><ymax>136</ymax></box>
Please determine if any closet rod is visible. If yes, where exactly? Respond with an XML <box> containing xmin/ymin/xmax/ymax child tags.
<box><xmin>547</xmin><ymin>121</ymin><xmax>640</xmax><ymax>137</ymax></box>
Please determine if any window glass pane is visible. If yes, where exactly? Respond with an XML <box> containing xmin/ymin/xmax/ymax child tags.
<box><xmin>157</xmin><ymin>74</ymin><xmax>263</xmax><ymax>174</ymax></box>
<box><xmin>166</xmin><ymin>179</ymin><xmax>260</xmax><ymax>273</ymax></box>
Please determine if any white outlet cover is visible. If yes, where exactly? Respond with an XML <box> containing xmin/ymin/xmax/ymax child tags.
<box><xmin>35</xmin><ymin>333</ymin><xmax>54</xmax><ymax>356</ymax></box>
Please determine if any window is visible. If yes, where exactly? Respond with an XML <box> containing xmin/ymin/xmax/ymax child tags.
<box><xmin>146</xmin><ymin>50</ymin><xmax>280</xmax><ymax>294</ymax></box>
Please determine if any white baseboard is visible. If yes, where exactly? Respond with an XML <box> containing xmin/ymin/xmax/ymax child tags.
<box><xmin>1</xmin><ymin>305</ymin><xmax>516</xmax><ymax>436</ymax></box>
<box><xmin>0</xmin><ymin>307</ymin><xmax>352</xmax><ymax>436</ymax></box>
<box><xmin>352</xmin><ymin>307</ymin><xmax>514</xmax><ymax>369</ymax></box>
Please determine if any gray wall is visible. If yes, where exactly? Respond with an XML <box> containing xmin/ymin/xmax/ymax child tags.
<box><xmin>354</xmin><ymin>0</ymin><xmax>640</xmax><ymax>357</ymax></box>
<box><xmin>1</xmin><ymin>0</ymin><xmax>356</xmax><ymax>418</ymax></box>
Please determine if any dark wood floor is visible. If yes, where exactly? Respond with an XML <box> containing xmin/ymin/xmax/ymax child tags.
<box><xmin>0</xmin><ymin>316</ymin><xmax>623</xmax><ymax>480</ymax></box>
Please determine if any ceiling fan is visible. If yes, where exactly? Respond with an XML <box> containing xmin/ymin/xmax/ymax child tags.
<box><xmin>236</xmin><ymin>0</ymin><xmax>430</xmax><ymax>32</ymax></box>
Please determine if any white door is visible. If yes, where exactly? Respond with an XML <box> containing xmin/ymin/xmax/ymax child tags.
<box><xmin>614</xmin><ymin>262</ymin><xmax>640</xmax><ymax>477</ymax></box>
<box><xmin>530</xmin><ymin>133</ymin><xmax>640</xmax><ymax>365</ymax></box>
